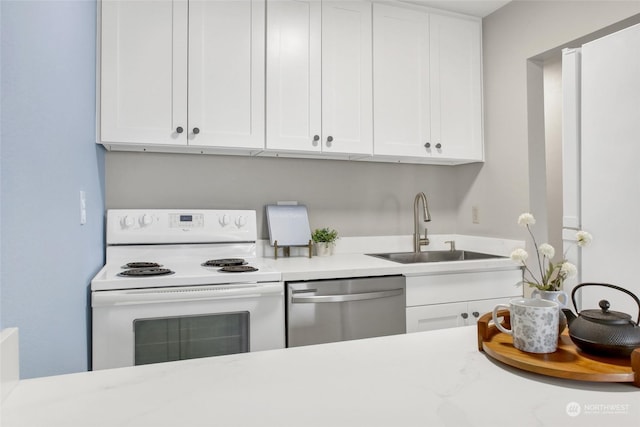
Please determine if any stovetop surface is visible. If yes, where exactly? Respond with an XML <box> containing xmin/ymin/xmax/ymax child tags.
<box><xmin>93</xmin><ymin>210</ymin><xmax>282</xmax><ymax>291</ymax></box>
<box><xmin>92</xmin><ymin>258</ymin><xmax>280</xmax><ymax>291</ymax></box>
<box><xmin>92</xmin><ymin>242</ymin><xmax>280</xmax><ymax>291</ymax></box>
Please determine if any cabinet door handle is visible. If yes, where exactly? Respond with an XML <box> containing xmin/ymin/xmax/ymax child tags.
<box><xmin>424</xmin><ymin>142</ymin><xmax>431</xmax><ymax>148</ymax></box>
<box><xmin>326</xmin><ymin>136</ymin><xmax>333</xmax><ymax>147</ymax></box>
<box><xmin>193</xmin><ymin>127</ymin><xmax>200</xmax><ymax>135</ymax></box>
<box><xmin>312</xmin><ymin>135</ymin><xmax>320</xmax><ymax>146</ymax></box>
<box><xmin>472</xmin><ymin>311</ymin><xmax>480</xmax><ymax>318</ymax></box>
<box><xmin>176</xmin><ymin>126</ymin><xmax>184</xmax><ymax>134</ymax></box>
<box><xmin>461</xmin><ymin>312</ymin><xmax>469</xmax><ymax>319</ymax></box>
<box><xmin>435</xmin><ymin>143</ymin><xmax>442</xmax><ymax>149</ymax></box>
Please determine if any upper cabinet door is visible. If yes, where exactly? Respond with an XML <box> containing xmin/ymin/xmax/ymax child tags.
<box><xmin>100</xmin><ymin>0</ymin><xmax>188</xmax><ymax>145</ymax></box>
<box><xmin>266</xmin><ymin>0</ymin><xmax>322</xmax><ymax>152</ymax></box>
<box><xmin>321</xmin><ymin>1</ymin><xmax>372</xmax><ymax>155</ymax></box>
<box><xmin>372</xmin><ymin>3</ymin><xmax>430</xmax><ymax>157</ymax></box>
<box><xmin>188</xmin><ymin>0</ymin><xmax>265</xmax><ymax>149</ymax></box>
<box><xmin>429</xmin><ymin>13</ymin><xmax>483</xmax><ymax>161</ymax></box>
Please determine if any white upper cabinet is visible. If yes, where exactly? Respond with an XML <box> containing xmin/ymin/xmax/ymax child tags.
<box><xmin>188</xmin><ymin>0</ymin><xmax>265</xmax><ymax>149</ymax></box>
<box><xmin>99</xmin><ymin>0</ymin><xmax>482</xmax><ymax>164</ymax></box>
<box><xmin>100</xmin><ymin>0</ymin><xmax>265</xmax><ymax>151</ymax></box>
<box><xmin>100</xmin><ymin>0</ymin><xmax>188</xmax><ymax>146</ymax></box>
<box><xmin>266</xmin><ymin>0</ymin><xmax>372</xmax><ymax>156</ymax></box>
<box><xmin>321</xmin><ymin>1</ymin><xmax>373</xmax><ymax>155</ymax></box>
<box><xmin>266</xmin><ymin>0</ymin><xmax>322</xmax><ymax>153</ymax></box>
<box><xmin>373</xmin><ymin>3</ymin><xmax>430</xmax><ymax>158</ymax></box>
<box><xmin>429</xmin><ymin>13</ymin><xmax>483</xmax><ymax>162</ymax></box>
<box><xmin>372</xmin><ymin>3</ymin><xmax>483</xmax><ymax>163</ymax></box>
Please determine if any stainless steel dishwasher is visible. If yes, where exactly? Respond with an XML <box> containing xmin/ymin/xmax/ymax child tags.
<box><xmin>287</xmin><ymin>276</ymin><xmax>406</xmax><ymax>347</ymax></box>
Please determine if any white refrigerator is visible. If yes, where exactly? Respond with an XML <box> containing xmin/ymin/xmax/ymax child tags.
<box><xmin>562</xmin><ymin>23</ymin><xmax>640</xmax><ymax>317</ymax></box>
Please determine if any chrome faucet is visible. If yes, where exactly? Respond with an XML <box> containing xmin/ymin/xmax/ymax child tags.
<box><xmin>413</xmin><ymin>192</ymin><xmax>432</xmax><ymax>252</ymax></box>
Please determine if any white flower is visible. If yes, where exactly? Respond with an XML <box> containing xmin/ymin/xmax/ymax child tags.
<box><xmin>538</xmin><ymin>243</ymin><xmax>555</xmax><ymax>258</ymax></box>
<box><xmin>510</xmin><ymin>248</ymin><xmax>528</xmax><ymax>262</ymax></box>
<box><xmin>517</xmin><ymin>213</ymin><xmax>536</xmax><ymax>227</ymax></box>
<box><xmin>560</xmin><ymin>262</ymin><xmax>577</xmax><ymax>278</ymax></box>
<box><xmin>514</xmin><ymin>212</ymin><xmax>592</xmax><ymax>291</ymax></box>
<box><xmin>576</xmin><ymin>230</ymin><xmax>593</xmax><ymax>247</ymax></box>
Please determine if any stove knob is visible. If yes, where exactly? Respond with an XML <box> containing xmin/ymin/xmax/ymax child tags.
<box><xmin>140</xmin><ymin>214</ymin><xmax>153</xmax><ymax>227</ymax></box>
<box><xmin>121</xmin><ymin>216</ymin><xmax>135</xmax><ymax>228</ymax></box>
<box><xmin>235</xmin><ymin>216</ymin><xmax>247</xmax><ymax>228</ymax></box>
<box><xmin>219</xmin><ymin>214</ymin><xmax>230</xmax><ymax>227</ymax></box>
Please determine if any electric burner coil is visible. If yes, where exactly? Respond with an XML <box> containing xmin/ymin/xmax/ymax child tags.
<box><xmin>219</xmin><ymin>265</ymin><xmax>259</xmax><ymax>273</ymax></box>
<box><xmin>202</xmin><ymin>258</ymin><xmax>247</xmax><ymax>267</ymax></box>
<box><xmin>121</xmin><ymin>262</ymin><xmax>162</xmax><ymax>269</ymax></box>
<box><xmin>118</xmin><ymin>267</ymin><xmax>174</xmax><ymax>277</ymax></box>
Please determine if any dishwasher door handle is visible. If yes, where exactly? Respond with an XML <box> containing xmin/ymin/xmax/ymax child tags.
<box><xmin>290</xmin><ymin>288</ymin><xmax>403</xmax><ymax>304</ymax></box>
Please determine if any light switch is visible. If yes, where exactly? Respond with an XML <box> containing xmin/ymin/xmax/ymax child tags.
<box><xmin>80</xmin><ymin>191</ymin><xmax>87</xmax><ymax>225</ymax></box>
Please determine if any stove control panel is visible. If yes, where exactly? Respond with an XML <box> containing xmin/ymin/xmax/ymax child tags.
<box><xmin>169</xmin><ymin>213</ymin><xmax>204</xmax><ymax>229</ymax></box>
<box><xmin>107</xmin><ymin>209</ymin><xmax>258</xmax><ymax>245</ymax></box>
<box><xmin>140</xmin><ymin>214</ymin><xmax>154</xmax><ymax>227</ymax></box>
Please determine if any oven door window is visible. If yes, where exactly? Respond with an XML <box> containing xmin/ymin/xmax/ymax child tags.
<box><xmin>133</xmin><ymin>312</ymin><xmax>249</xmax><ymax>366</ymax></box>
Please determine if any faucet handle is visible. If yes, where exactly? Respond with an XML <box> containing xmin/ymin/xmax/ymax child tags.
<box><xmin>444</xmin><ymin>240</ymin><xmax>456</xmax><ymax>251</ymax></box>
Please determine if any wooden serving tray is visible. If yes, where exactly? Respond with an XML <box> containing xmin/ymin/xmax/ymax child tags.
<box><xmin>477</xmin><ymin>310</ymin><xmax>640</xmax><ymax>387</ymax></box>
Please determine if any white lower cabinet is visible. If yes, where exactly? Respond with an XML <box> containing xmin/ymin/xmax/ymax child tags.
<box><xmin>407</xmin><ymin>297</ymin><xmax>512</xmax><ymax>332</ymax></box>
<box><xmin>405</xmin><ymin>269</ymin><xmax>522</xmax><ymax>333</ymax></box>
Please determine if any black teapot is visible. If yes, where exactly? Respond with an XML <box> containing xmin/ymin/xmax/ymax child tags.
<box><xmin>562</xmin><ymin>283</ymin><xmax>640</xmax><ymax>358</ymax></box>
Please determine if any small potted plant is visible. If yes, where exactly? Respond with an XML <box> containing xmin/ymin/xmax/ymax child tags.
<box><xmin>311</xmin><ymin>227</ymin><xmax>339</xmax><ymax>257</ymax></box>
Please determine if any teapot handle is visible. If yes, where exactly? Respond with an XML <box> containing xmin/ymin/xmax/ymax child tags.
<box><xmin>571</xmin><ymin>283</ymin><xmax>640</xmax><ymax>324</ymax></box>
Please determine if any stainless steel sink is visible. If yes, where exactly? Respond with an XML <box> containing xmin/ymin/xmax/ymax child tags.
<box><xmin>366</xmin><ymin>250</ymin><xmax>505</xmax><ymax>264</ymax></box>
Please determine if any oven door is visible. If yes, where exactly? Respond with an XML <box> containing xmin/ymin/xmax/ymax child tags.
<box><xmin>91</xmin><ymin>282</ymin><xmax>284</xmax><ymax>370</ymax></box>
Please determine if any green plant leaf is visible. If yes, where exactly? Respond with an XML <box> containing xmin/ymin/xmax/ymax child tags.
<box><xmin>311</xmin><ymin>227</ymin><xmax>338</xmax><ymax>243</ymax></box>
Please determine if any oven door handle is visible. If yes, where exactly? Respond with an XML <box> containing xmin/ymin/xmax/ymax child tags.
<box><xmin>290</xmin><ymin>288</ymin><xmax>403</xmax><ymax>304</ymax></box>
<box><xmin>92</xmin><ymin>284</ymin><xmax>283</xmax><ymax>307</ymax></box>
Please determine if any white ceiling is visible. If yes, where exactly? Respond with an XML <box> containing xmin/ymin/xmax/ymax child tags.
<box><xmin>408</xmin><ymin>1</ymin><xmax>512</xmax><ymax>17</ymax></box>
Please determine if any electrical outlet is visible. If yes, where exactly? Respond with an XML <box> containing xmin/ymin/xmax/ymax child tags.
<box><xmin>472</xmin><ymin>205</ymin><xmax>480</xmax><ymax>224</ymax></box>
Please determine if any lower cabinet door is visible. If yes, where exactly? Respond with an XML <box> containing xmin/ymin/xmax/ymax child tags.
<box><xmin>406</xmin><ymin>297</ymin><xmax>517</xmax><ymax>333</ymax></box>
<box><xmin>406</xmin><ymin>301</ymin><xmax>467</xmax><ymax>333</ymax></box>
<box><xmin>466</xmin><ymin>298</ymin><xmax>511</xmax><ymax>326</ymax></box>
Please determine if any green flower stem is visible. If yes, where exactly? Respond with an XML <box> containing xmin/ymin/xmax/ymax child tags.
<box><xmin>521</xmin><ymin>262</ymin><xmax>542</xmax><ymax>288</ymax></box>
<box><xmin>563</xmin><ymin>241</ymin><xmax>577</xmax><ymax>260</ymax></box>
<box><xmin>526</xmin><ymin>224</ymin><xmax>545</xmax><ymax>288</ymax></box>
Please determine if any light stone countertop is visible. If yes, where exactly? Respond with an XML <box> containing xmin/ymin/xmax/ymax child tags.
<box><xmin>261</xmin><ymin>252</ymin><xmax>521</xmax><ymax>281</ymax></box>
<box><xmin>2</xmin><ymin>326</ymin><xmax>638</xmax><ymax>427</ymax></box>
<box><xmin>258</xmin><ymin>234</ymin><xmax>524</xmax><ymax>281</ymax></box>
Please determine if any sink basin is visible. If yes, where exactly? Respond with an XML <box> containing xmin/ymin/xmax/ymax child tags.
<box><xmin>366</xmin><ymin>250</ymin><xmax>505</xmax><ymax>264</ymax></box>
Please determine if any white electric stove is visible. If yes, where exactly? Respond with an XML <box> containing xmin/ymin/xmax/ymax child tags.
<box><xmin>91</xmin><ymin>209</ymin><xmax>285</xmax><ymax>370</ymax></box>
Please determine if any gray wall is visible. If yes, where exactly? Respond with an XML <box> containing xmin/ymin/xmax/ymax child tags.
<box><xmin>106</xmin><ymin>152</ymin><xmax>461</xmax><ymax>239</ymax></box>
<box><xmin>106</xmin><ymin>1</ymin><xmax>640</xmax><ymax>242</ymax></box>
<box><xmin>456</xmin><ymin>0</ymin><xmax>640</xmax><ymax>240</ymax></box>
